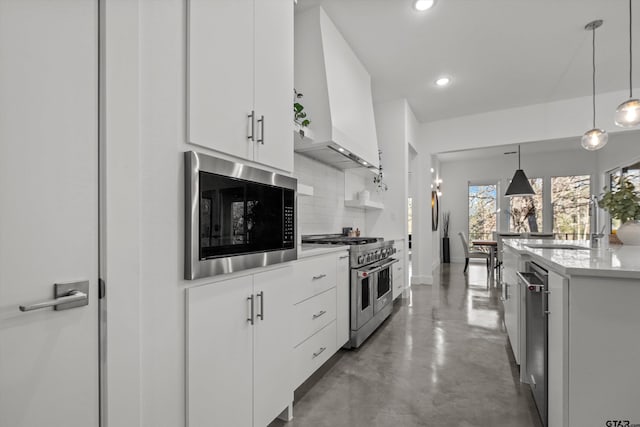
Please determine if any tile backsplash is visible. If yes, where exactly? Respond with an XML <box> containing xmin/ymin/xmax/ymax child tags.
<box><xmin>294</xmin><ymin>153</ymin><xmax>366</xmax><ymax>236</ymax></box>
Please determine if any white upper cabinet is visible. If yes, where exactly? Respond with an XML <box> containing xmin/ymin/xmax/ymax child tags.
<box><xmin>188</xmin><ymin>0</ymin><xmax>293</xmax><ymax>172</ymax></box>
<box><xmin>253</xmin><ymin>0</ymin><xmax>294</xmax><ymax>172</ymax></box>
<box><xmin>294</xmin><ymin>6</ymin><xmax>379</xmax><ymax>169</ymax></box>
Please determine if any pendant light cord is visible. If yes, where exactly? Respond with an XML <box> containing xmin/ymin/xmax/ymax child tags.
<box><xmin>592</xmin><ymin>24</ymin><xmax>597</xmax><ymax>128</ymax></box>
<box><xmin>630</xmin><ymin>0</ymin><xmax>633</xmax><ymax>98</ymax></box>
<box><xmin>518</xmin><ymin>145</ymin><xmax>521</xmax><ymax>169</ymax></box>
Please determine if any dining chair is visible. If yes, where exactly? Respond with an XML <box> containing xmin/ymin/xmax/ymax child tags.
<box><xmin>458</xmin><ymin>232</ymin><xmax>490</xmax><ymax>274</ymax></box>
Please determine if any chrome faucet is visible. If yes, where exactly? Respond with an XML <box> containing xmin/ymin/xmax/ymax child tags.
<box><xmin>590</xmin><ymin>195</ymin><xmax>605</xmax><ymax>247</ymax></box>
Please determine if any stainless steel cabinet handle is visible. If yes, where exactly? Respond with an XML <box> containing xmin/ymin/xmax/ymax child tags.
<box><xmin>247</xmin><ymin>295</ymin><xmax>254</xmax><ymax>325</ymax></box>
<box><xmin>247</xmin><ymin>110</ymin><xmax>255</xmax><ymax>142</ymax></box>
<box><xmin>543</xmin><ymin>290</ymin><xmax>551</xmax><ymax>315</ymax></box>
<box><xmin>257</xmin><ymin>115</ymin><xmax>264</xmax><ymax>144</ymax></box>
<box><xmin>312</xmin><ymin>310</ymin><xmax>327</xmax><ymax>319</ymax></box>
<box><xmin>19</xmin><ymin>281</ymin><xmax>89</xmax><ymax>312</ymax></box>
<box><xmin>256</xmin><ymin>291</ymin><xmax>264</xmax><ymax>320</ymax></box>
<box><xmin>312</xmin><ymin>274</ymin><xmax>326</xmax><ymax>280</ymax></box>
<box><xmin>312</xmin><ymin>347</ymin><xmax>326</xmax><ymax>359</ymax></box>
<box><xmin>339</xmin><ymin>255</ymin><xmax>349</xmax><ymax>260</ymax></box>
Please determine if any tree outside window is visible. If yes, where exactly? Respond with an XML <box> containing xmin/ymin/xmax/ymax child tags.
<box><xmin>509</xmin><ymin>178</ymin><xmax>543</xmax><ymax>232</ymax></box>
<box><xmin>551</xmin><ymin>175</ymin><xmax>590</xmax><ymax>240</ymax></box>
<box><xmin>468</xmin><ymin>184</ymin><xmax>497</xmax><ymax>240</ymax></box>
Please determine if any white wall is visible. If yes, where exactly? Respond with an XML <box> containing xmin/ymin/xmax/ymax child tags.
<box><xmin>295</xmin><ymin>153</ymin><xmax>366</xmax><ymax>235</ymax></box>
<box><xmin>596</xmin><ymin>130</ymin><xmax>640</xmax><ymax>188</ymax></box>
<box><xmin>439</xmin><ymin>148</ymin><xmax>598</xmax><ymax>262</ymax></box>
<box><xmin>102</xmin><ymin>0</ymin><xmax>141</xmax><ymax>425</ymax></box>
<box><xmin>365</xmin><ymin>99</ymin><xmax>409</xmax><ymax>241</ymax></box>
<box><xmin>138</xmin><ymin>1</ymin><xmax>186</xmax><ymax>426</ymax></box>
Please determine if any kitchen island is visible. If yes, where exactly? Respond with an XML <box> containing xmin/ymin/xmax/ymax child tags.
<box><xmin>502</xmin><ymin>239</ymin><xmax>640</xmax><ymax>427</ymax></box>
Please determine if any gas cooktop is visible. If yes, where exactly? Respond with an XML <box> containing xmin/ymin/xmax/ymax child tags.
<box><xmin>301</xmin><ymin>234</ymin><xmax>383</xmax><ymax>245</ymax></box>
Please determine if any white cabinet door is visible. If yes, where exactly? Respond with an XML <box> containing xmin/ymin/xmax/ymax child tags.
<box><xmin>187</xmin><ymin>277</ymin><xmax>253</xmax><ymax>427</ymax></box>
<box><xmin>253</xmin><ymin>0</ymin><xmax>293</xmax><ymax>172</ymax></box>
<box><xmin>335</xmin><ymin>253</ymin><xmax>350</xmax><ymax>347</ymax></box>
<box><xmin>503</xmin><ymin>281</ymin><xmax>519</xmax><ymax>364</ymax></box>
<box><xmin>0</xmin><ymin>2</ymin><xmax>99</xmax><ymax>426</ymax></box>
<box><xmin>392</xmin><ymin>240</ymin><xmax>406</xmax><ymax>300</ymax></box>
<box><xmin>188</xmin><ymin>0</ymin><xmax>254</xmax><ymax>160</ymax></box>
<box><xmin>253</xmin><ymin>266</ymin><xmax>294</xmax><ymax>427</ymax></box>
<box><xmin>502</xmin><ymin>247</ymin><xmax>520</xmax><ymax>364</ymax></box>
<box><xmin>547</xmin><ymin>271</ymin><xmax>568</xmax><ymax>427</ymax></box>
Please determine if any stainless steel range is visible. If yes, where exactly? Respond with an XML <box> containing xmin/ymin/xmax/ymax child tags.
<box><xmin>302</xmin><ymin>234</ymin><xmax>398</xmax><ymax>348</ymax></box>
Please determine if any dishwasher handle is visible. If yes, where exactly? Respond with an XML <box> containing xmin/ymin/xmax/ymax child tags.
<box><xmin>517</xmin><ymin>271</ymin><xmax>544</xmax><ymax>292</ymax></box>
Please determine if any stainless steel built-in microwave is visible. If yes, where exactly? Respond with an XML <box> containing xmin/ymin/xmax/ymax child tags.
<box><xmin>184</xmin><ymin>151</ymin><xmax>297</xmax><ymax>280</ymax></box>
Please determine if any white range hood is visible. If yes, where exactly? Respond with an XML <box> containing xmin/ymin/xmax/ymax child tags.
<box><xmin>294</xmin><ymin>6</ymin><xmax>379</xmax><ymax>171</ymax></box>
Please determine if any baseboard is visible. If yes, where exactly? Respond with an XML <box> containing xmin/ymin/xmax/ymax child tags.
<box><xmin>411</xmin><ymin>275</ymin><xmax>433</xmax><ymax>285</ymax></box>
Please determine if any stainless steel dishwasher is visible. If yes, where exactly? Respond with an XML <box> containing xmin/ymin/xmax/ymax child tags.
<box><xmin>518</xmin><ymin>262</ymin><xmax>549</xmax><ymax>427</ymax></box>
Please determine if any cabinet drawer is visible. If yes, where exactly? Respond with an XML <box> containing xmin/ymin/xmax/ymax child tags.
<box><xmin>291</xmin><ymin>254</ymin><xmax>337</xmax><ymax>304</ymax></box>
<box><xmin>394</xmin><ymin>263</ymin><xmax>404</xmax><ymax>284</ymax></box>
<box><xmin>293</xmin><ymin>288</ymin><xmax>336</xmax><ymax>346</ymax></box>
<box><xmin>293</xmin><ymin>320</ymin><xmax>337</xmax><ymax>389</ymax></box>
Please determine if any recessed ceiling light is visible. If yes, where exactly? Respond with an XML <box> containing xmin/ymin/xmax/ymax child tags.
<box><xmin>414</xmin><ymin>0</ymin><xmax>435</xmax><ymax>11</ymax></box>
<box><xmin>337</xmin><ymin>147</ymin><xmax>345</xmax><ymax>152</ymax></box>
<box><xmin>435</xmin><ymin>77</ymin><xmax>451</xmax><ymax>87</ymax></box>
<box><xmin>362</xmin><ymin>161</ymin><xmax>368</xmax><ymax>165</ymax></box>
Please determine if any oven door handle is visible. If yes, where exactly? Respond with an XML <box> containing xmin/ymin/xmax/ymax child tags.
<box><xmin>358</xmin><ymin>258</ymin><xmax>398</xmax><ymax>277</ymax></box>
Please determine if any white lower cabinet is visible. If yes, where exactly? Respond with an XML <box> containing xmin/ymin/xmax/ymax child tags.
<box><xmin>293</xmin><ymin>321</ymin><xmax>337</xmax><ymax>389</ymax></box>
<box><xmin>547</xmin><ymin>271</ymin><xmax>568</xmax><ymax>427</ymax></box>
<box><xmin>291</xmin><ymin>250</ymin><xmax>349</xmax><ymax>388</ymax></box>
<box><xmin>292</xmin><ymin>288</ymin><xmax>336</xmax><ymax>346</ymax></box>
<box><xmin>187</xmin><ymin>266</ymin><xmax>293</xmax><ymax>427</ymax></box>
<box><xmin>392</xmin><ymin>239</ymin><xmax>406</xmax><ymax>300</ymax></box>
<box><xmin>502</xmin><ymin>245</ymin><xmax>523</xmax><ymax>365</ymax></box>
<box><xmin>335</xmin><ymin>253</ymin><xmax>350</xmax><ymax>347</ymax></box>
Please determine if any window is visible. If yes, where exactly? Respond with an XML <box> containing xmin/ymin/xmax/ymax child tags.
<box><xmin>509</xmin><ymin>178</ymin><xmax>543</xmax><ymax>232</ymax></box>
<box><xmin>608</xmin><ymin>161</ymin><xmax>640</xmax><ymax>232</ymax></box>
<box><xmin>551</xmin><ymin>175</ymin><xmax>590</xmax><ymax>240</ymax></box>
<box><xmin>468</xmin><ymin>183</ymin><xmax>497</xmax><ymax>240</ymax></box>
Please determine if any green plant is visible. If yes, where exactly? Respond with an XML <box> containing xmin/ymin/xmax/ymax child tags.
<box><xmin>293</xmin><ymin>89</ymin><xmax>310</xmax><ymax>128</ymax></box>
<box><xmin>598</xmin><ymin>176</ymin><xmax>640</xmax><ymax>223</ymax></box>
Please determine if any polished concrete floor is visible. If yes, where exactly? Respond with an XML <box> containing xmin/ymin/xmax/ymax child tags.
<box><xmin>270</xmin><ymin>262</ymin><xmax>543</xmax><ymax>427</ymax></box>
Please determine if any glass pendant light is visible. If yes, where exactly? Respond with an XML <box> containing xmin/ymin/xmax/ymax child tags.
<box><xmin>505</xmin><ymin>146</ymin><xmax>535</xmax><ymax>197</ymax></box>
<box><xmin>615</xmin><ymin>0</ymin><xmax>640</xmax><ymax>128</ymax></box>
<box><xmin>581</xmin><ymin>20</ymin><xmax>608</xmax><ymax>151</ymax></box>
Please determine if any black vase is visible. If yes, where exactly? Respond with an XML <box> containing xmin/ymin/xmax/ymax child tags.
<box><xmin>442</xmin><ymin>237</ymin><xmax>450</xmax><ymax>263</ymax></box>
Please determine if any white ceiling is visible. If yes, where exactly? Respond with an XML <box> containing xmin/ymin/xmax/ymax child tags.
<box><xmin>296</xmin><ymin>0</ymin><xmax>638</xmax><ymax>123</ymax></box>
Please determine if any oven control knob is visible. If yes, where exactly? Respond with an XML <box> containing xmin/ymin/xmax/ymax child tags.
<box><xmin>382</xmin><ymin>249</ymin><xmax>388</xmax><ymax>257</ymax></box>
<box><xmin>375</xmin><ymin>250</ymin><xmax>381</xmax><ymax>259</ymax></box>
<box><xmin>366</xmin><ymin>254</ymin><xmax>372</xmax><ymax>262</ymax></box>
<box><xmin>358</xmin><ymin>255</ymin><xmax>364</xmax><ymax>264</ymax></box>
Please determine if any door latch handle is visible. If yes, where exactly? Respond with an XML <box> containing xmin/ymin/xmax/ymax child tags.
<box><xmin>19</xmin><ymin>281</ymin><xmax>89</xmax><ymax>312</ymax></box>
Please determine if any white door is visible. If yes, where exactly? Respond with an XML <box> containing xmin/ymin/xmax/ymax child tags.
<box><xmin>0</xmin><ymin>1</ymin><xmax>99</xmax><ymax>427</ymax></box>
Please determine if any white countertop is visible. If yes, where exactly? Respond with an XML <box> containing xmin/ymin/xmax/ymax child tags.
<box><xmin>504</xmin><ymin>239</ymin><xmax>640</xmax><ymax>279</ymax></box>
<box><xmin>298</xmin><ymin>244</ymin><xmax>349</xmax><ymax>259</ymax></box>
